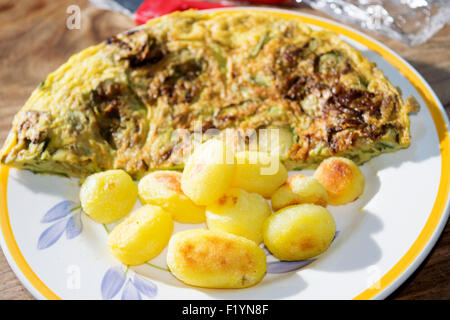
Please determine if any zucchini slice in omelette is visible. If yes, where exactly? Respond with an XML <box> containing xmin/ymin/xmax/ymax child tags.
<box><xmin>0</xmin><ymin>10</ymin><xmax>419</xmax><ymax>179</ymax></box>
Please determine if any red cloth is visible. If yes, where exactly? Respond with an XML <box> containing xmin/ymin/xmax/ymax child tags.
<box><xmin>135</xmin><ymin>0</ymin><xmax>287</xmax><ymax>24</ymax></box>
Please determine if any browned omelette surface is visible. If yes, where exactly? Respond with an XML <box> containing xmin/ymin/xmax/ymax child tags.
<box><xmin>0</xmin><ymin>10</ymin><xmax>418</xmax><ymax>178</ymax></box>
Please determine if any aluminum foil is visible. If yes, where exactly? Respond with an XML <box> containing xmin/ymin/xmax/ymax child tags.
<box><xmin>299</xmin><ymin>0</ymin><xmax>450</xmax><ymax>45</ymax></box>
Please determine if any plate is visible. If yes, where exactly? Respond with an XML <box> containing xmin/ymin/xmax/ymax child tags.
<box><xmin>1</xmin><ymin>8</ymin><xmax>449</xmax><ymax>300</ymax></box>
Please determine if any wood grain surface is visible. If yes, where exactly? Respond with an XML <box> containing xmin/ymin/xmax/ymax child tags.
<box><xmin>0</xmin><ymin>0</ymin><xmax>448</xmax><ymax>300</ymax></box>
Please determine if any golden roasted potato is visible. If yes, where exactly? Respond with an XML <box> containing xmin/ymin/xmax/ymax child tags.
<box><xmin>80</xmin><ymin>169</ymin><xmax>137</xmax><ymax>224</ymax></box>
<box><xmin>314</xmin><ymin>157</ymin><xmax>365</xmax><ymax>205</ymax></box>
<box><xmin>138</xmin><ymin>171</ymin><xmax>205</xmax><ymax>224</ymax></box>
<box><xmin>271</xmin><ymin>174</ymin><xmax>328</xmax><ymax>211</ymax></box>
<box><xmin>181</xmin><ymin>139</ymin><xmax>235</xmax><ymax>206</ymax></box>
<box><xmin>206</xmin><ymin>188</ymin><xmax>271</xmax><ymax>243</ymax></box>
<box><xmin>263</xmin><ymin>204</ymin><xmax>336</xmax><ymax>261</ymax></box>
<box><xmin>167</xmin><ymin>229</ymin><xmax>266</xmax><ymax>288</ymax></box>
<box><xmin>107</xmin><ymin>205</ymin><xmax>174</xmax><ymax>266</ymax></box>
<box><xmin>231</xmin><ymin>151</ymin><xmax>288</xmax><ymax>198</ymax></box>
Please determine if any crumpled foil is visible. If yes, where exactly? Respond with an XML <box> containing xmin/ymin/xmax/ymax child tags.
<box><xmin>299</xmin><ymin>0</ymin><xmax>450</xmax><ymax>45</ymax></box>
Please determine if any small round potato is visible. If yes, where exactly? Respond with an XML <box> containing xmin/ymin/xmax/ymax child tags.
<box><xmin>167</xmin><ymin>229</ymin><xmax>267</xmax><ymax>289</ymax></box>
<box><xmin>258</xmin><ymin>127</ymin><xmax>294</xmax><ymax>159</ymax></box>
<box><xmin>271</xmin><ymin>174</ymin><xmax>328</xmax><ymax>211</ymax></box>
<box><xmin>314</xmin><ymin>157</ymin><xmax>365</xmax><ymax>205</ymax></box>
<box><xmin>231</xmin><ymin>151</ymin><xmax>288</xmax><ymax>198</ymax></box>
<box><xmin>80</xmin><ymin>169</ymin><xmax>137</xmax><ymax>224</ymax></box>
<box><xmin>108</xmin><ymin>205</ymin><xmax>174</xmax><ymax>266</ymax></box>
<box><xmin>263</xmin><ymin>204</ymin><xmax>336</xmax><ymax>261</ymax></box>
<box><xmin>181</xmin><ymin>139</ymin><xmax>236</xmax><ymax>206</ymax></box>
<box><xmin>206</xmin><ymin>188</ymin><xmax>271</xmax><ymax>243</ymax></box>
<box><xmin>139</xmin><ymin>171</ymin><xmax>205</xmax><ymax>223</ymax></box>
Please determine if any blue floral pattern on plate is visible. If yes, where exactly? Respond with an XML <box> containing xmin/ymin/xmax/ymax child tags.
<box><xmin>101</xmin><ymin>266</ymin><xmax>158</xmax><ymax>300</ymax></box>
<box><xmin>38</xmin><ymin>200</ymin><xmax>83</xmax><ymax>249</ymax></box>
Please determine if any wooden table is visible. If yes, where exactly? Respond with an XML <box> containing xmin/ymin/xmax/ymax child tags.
<box><xmin>0</xmin><ymin>0</ymin><xmax>449</xmax><ymax>300</ymax></box>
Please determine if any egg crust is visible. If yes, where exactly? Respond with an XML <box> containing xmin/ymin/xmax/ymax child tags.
<box><xmin>0</xmin><ymin>10</ymin><xmax>419</xmax><ymax>178</ymax></box>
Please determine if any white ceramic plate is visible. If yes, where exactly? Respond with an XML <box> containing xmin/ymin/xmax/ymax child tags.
<box><xmin>1</xmin><ymin>8</ymin><xmax>449</xmax><ymax>300</ymax></box>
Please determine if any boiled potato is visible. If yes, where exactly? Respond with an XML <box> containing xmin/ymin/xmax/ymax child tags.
<box><xmin>167</xmin><ymin>229</ymin><xmax>266</xmax><ymax>288</ymax></box>
<box><xmin>231</xmin><ymin>151</ymin><xmax>288</xmax><ymax>198</ymax></box>
<box><xmin>206</xmin><ymin>188</ymin><xmax>271</xmax><ymax>243</ymax></box>
<box><xmin>80</xmin><ymin>169</ymin><xmax>137</xmax><ymax>224</ymax></box>
<box><xmin>139</xmin><ymin>171</ymin><xmax>205</xmax><ymax>223</ymax></box>
<box><xmin>181</xmin><ymin>138</ymin><xmax>235</xmax><ymax>206</ymax></box>
<box><xmin>108</xmin><ymin>205</ymin><xmax>174</xmax><ymax>266</ymax></box>
<box><xmin>258</xmin><ymin>127</ymin><xmax>294</xmax><ymax>159</ymax></box>
<box><xmin>314</xmin><ymin>157</ymin><xmax>365</xmax><ymax>205</ymax></box>
<box><xmin>271</xmin><ymin>174</ymin><xmax>328</xmax><ymax>211</ymax></box>
<box><xmin>263</xmin><ymin>204</ymin><xmax>336</xmax><ymax>261</ymax></box>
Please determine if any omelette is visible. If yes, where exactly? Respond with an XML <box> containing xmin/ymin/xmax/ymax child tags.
<box><xmin>0</xmin><ymin>10</ymin><xmax>419</xmax><ymax>179</ymax></box>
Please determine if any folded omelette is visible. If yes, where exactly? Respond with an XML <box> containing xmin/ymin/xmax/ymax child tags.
<box><xmin>0</xmin><ymin>10</ymin><xmax>419</xmax><ymax>179</ymax></box>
